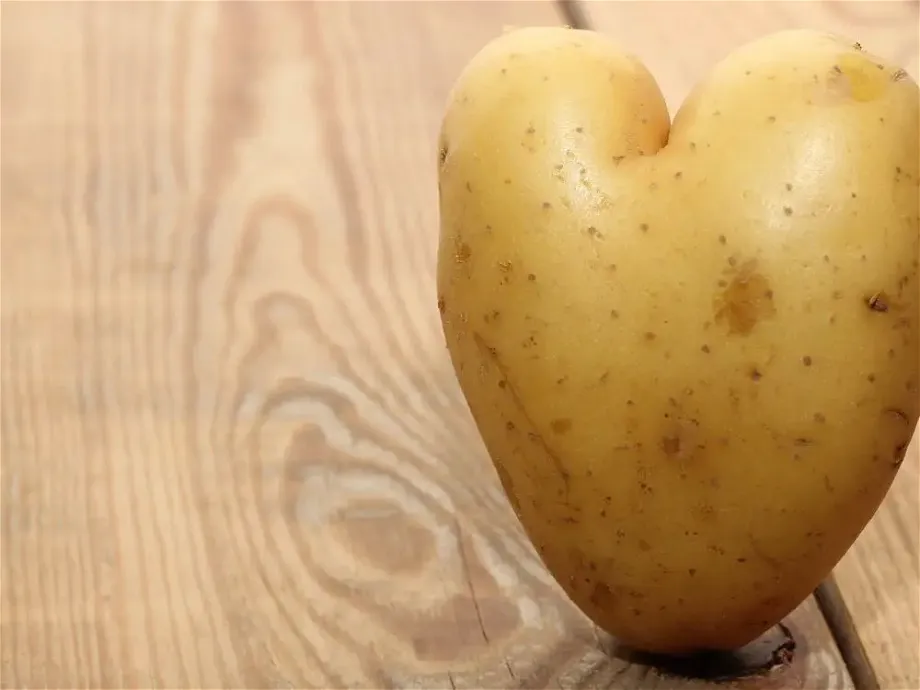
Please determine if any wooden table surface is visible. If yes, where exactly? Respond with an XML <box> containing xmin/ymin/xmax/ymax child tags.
<box><xmin>1</xmin><ymin>1</ymin><xmax>917</xmax><ymax>688</ymax></box>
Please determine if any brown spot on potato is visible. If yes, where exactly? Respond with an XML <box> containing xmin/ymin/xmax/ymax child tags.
<box><xmin>644</xmin><ymin>332</ymin><xmax>657</xmax><ymax>341</ymax></box>
<box><xmin>697</xmin><ymin>505</ymin><xmax>717</xmax><ymax>523</ymax></box>
<box><xmin>437</xmin><ymin>296</ymin><xmax>446</xmax><ymax>313</ymax></box>
<box><xmin>438</xmin><ymin>145</ymin><xmax>449</xmax><ymax>166</ymax></box>
<box><xmin>701</xmin><ymin>344</ymin><xmax>711</xmax><ymax>353</ymax></box>
<box><xmin>587</xmin><ymin>226</ymin><xmax>603</xmax><ymax>239</ymax></box>
<box><xmin>551</xmin><ymin>418</ymin><xmax>572</xmax><ymax>435</ymax></box>
<box><xmin>750</xmin><ymin>367</ymin><xmax>763</xmax><ymax>381</ymax></box>
<box><xmin>783</xmin><ymin>206</ymin><xmax>793</xmax><ymax>216</ymax></box>
<box><xmin>867</xmin><ymin>292</ymin><xmax>889</xmax><ymax>312</ymax></box>
<box><xmin>867</xmin><ymin>373</ymin><xmax>876</xmax><ymax>383</ymax></box>
<box><xmin>506</xmin><ymin>421</ymin><xmax>515</xmax><ymax>431</ymax></box>
<box><xmin>661</xmin><ymin>435</ymin><xmax>681</xmax><ymax>456</ymax></box>
<box><xmin>542</xmin><ymin>201</ymin><xmax>553</xmax><ymax>211</ymax></box>
<box><xmin>728</xmin><ymin>388</ymin><xmax>741</xmax><ymax>408</ymax></box>
<box><xmin>714</xmin><ymin>260</ymin><xmax>777</xmax><ymax>335</ymax></box>
<box><xmin>639</xmin><ymin>223</ymin><xmax>649</xmax><ymax>233</ymax></box>
<box><xmin>885</xmin><ymin>407</ymin><xmax>909</xmax><ymax>423</ymax></box>
<box><xmin>498</xmin><ymin>260</ymin><xmax>512</xmax><ymax>272</ymax></box>
<box><xmin>893</xmin><ymin>68</ymin><xmax>908</xmax><ymax>82</ymax></box>
<box><xmin>767</xmin><ymin>115</ymin><xmax>776</xmax><ymax>123</ymax></box>
<box><xmin>814</xmin><ymin>412</ymin><xmax>826</xmax><ymax>423</ymax></box>
<box><xmin>638</xmin><ymin>539</ymin><xmax>652</xmax><ymax>552</ymax></box>
<box><xmin>718</xmin><ymin>235</ymin><xmax>727</xmax><ymax>245</ymax></box>
<box><xmin>785</xmin><ymin>182</ymin><xmax>793</xmax><ymax>191</ymax></box>
<box><xmin>802</xmin><ymin>355</ymin><xmax>812</xmax><ymax>366</ymax></box>
<box><xmin>590</xmin><ymin>582</ymin><xmax>618</xmax><ymax>608</ymax></box>
<box><xmin>455</xmin><ymin>242</ymin><xmax>472</xmax><ymax>263</ymax></box>
<box><xmin>610</xmin><ymin>309</ymin><xmax>619</xmax><ymax>319</ymax></box>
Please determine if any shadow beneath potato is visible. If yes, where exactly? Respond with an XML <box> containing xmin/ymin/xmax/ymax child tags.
<box><xmin>608</xmin><ymin>621</ymin><xmax>801</xmax><ymax>684</ymax></box>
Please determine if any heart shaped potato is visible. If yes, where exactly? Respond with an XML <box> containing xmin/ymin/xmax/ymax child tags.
<box><xmin>436</xmin><ymin>27</ymin><xmax>919</xmax><ymax>655</ymax></box>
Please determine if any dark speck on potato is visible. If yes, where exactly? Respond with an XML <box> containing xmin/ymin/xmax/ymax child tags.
<box><xmin>552</xmin><ymin>418</ymin><xmax>573</xmax><ymax>434</ymax></box>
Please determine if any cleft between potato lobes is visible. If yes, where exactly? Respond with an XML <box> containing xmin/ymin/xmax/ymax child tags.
<box><xmin>436</xmin><ymin>25</ymin><xmax>920</xmax><ymax>657</ymax></box>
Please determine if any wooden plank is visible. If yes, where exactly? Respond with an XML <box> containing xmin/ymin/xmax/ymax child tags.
<box><xmin>0</xmin><ymin>2</ymin><xmax>850</xmax><ymax>688</ymax></box>
<box><xmin>581</xmin><ymin>1</ymin><xmax>919</xmax><ymax>688</ymax></box>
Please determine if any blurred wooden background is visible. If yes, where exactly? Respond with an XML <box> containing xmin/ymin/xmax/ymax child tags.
<box><xmin>1</xmin><ymin>2</ymin><xmax>917</xmax><ymax>688</ymax></box>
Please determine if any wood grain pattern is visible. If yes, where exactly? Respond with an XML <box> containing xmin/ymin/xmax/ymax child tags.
<box><xmin>582</xmin><ymin>2</ymin><xmax>919</xmax><ymax>688</ymax></box>
<box><xmin>0</xmin><ymin>1</ymin><xmax>862</xmax><ymax>688</ymax></box>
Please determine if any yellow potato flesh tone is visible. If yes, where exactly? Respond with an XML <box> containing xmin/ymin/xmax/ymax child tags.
<box><xmin>436</xmin><ymin>28</ymin><xmax>919</xmax><ymax>654</ymax></box>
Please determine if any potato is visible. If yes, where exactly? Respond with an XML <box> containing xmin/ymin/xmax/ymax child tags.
<box><xmin>436</xmin><ymin>27</ymin><xmax>919</xmax><ymax>655</ymax></box>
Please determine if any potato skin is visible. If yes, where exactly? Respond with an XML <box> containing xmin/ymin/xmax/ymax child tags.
<box><xmin>436</xmin><ymin>27</ymin><xmax>919</xmax><ymax>654</ymax></box>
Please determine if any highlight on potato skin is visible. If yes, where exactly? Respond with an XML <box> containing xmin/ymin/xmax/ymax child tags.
<box><xmin>435</xmin><ymin>26</ymin><xmax>920</xmax><ymax>655</ymax></box>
